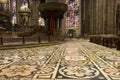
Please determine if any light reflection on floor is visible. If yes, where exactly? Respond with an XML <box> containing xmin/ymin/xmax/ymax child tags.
<box><xmin>0</xmin><ymin>39</ymin><xmax>120</xmax><ymax>80</ymax></box>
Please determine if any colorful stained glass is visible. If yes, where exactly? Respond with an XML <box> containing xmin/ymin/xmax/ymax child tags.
<box><xmin>12</xmin><ymin>0</ymin><xmax>17</xmax><ymax>24</ymax></box>
<box><xmin>21</xmin><ymin>0</ymin><xmax>29</xmax><ymax>7</ymax></box>
<box><xmin>20</xmin><ymin>0</ymin><xmax>30</xmax><ymax>11</ymax></box>
<box><xmin>65</xmin><ymin>0</ymin><xmax>80</xmax><ymax>28</ymax></box>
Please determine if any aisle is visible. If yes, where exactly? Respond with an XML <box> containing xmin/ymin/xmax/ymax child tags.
<box><xmin>0</xmin><ymin>39</ymin><xmax>119</xmax><ymax>80</ymax></box>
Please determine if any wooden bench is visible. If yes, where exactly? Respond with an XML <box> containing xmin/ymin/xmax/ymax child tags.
<box><xmin>90</xmin><ymin>35</ymin><xmax>120</xmax><ymax>50</ymax></box>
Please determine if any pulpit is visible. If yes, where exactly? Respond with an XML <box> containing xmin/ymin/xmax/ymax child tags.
<box><xmin>38</xmin><ymin>1</ymin><xmax>68</xmax><ymax>41</ymax></box>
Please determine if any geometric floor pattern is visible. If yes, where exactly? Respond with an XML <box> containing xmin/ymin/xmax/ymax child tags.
<box><xmin>0</xmin><ymin>39</ymin><xmax>120</xmax><ymax>80</ymax></box>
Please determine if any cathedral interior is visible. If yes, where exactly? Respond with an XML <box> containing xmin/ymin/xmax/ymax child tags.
<box><xmin>0</xmin><ymin>0</ymin><xmax>120</xmax><ymax>80</ymax></box>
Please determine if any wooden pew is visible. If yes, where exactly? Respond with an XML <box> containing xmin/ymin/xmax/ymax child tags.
<box><xmin>116</xmin><ymin>38</ymin><xmax>120</xmax><ymax>50</ymax></box>
<box><xmin>0</xmin><ymin>27</ymin><xmax>6</xmax><ymax>45</ymax></box>
<box><xmin>90</xmin><ymin>35</ymin><xmax>103</xmax><ymax>45</ymax></box>
<box><xmin>90</xmin><ymin>34</ymin><xmax>120</xmax><ymax>49</ymax></box>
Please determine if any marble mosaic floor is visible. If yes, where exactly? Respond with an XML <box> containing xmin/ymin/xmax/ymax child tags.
<box><xmin>0</xmin><ymin>39</ymin><xmax>120</xmax><ymax>80</ymax></box>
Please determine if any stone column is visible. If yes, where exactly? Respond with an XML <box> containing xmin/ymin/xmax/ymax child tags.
<box><xmin>16</xmin><ymin>0</ymin><xmax>22</xmax><ymax>25</ymax></box>
<box><xmin>57</xmin><ymin>19</ymin><xmax>59</xmax><ymax>30</ymax></box>
<box><xmin>102</xmin><ymin>0</ymin><xmax>106</xmax><ymax>34</ymax></box>
<box><xmin>89</xmin><ymin>0</ymin><xmax>94</xmax><ymax>35</ymax></box>
<box><xmin>116</xmin><ymin>0</ymin><xmax>120</xmax><ymax>34</ymax></box>
<box><xmin>81</xmin><ymin>0</ymin><xmax>85</xmax><ymax>36</ymax></box>
<box><xmin>98</xmin><ymin>0</ymin><xmax>104</xmax><ymax>34</ymax></box>
<box><xmin>93</xmin><ymin>0</ymin><xmax>96</xmax><ymax>35</ymax></box>
<box><xmin>107</xmin><ymin>0</ymin><xmax>116</xmax><ymax>34</ymax></box>
<box><xmin>60</xmin><ymin>17</ymin><xmax>65</xmax><ymax>40</ymax></box>
<box><xmin>104</xmin><ymin>0</ymin><xmax>108</xmax><ymax>34</ymax></box>
<box><xmin>96</xmin><ymin>0</ymin><xmax>99</xmax><ymax>35</ymax></box>
<box><xmin>114</xmin><ymin>0</ymin><xmax>117</xmax><ymax>34</ymax></box>
<box><xmin>83</xmin><ymin>0</ymin><xmax>89</xmax><ymax>35</ymax></box>
<box><xmin>77</xmin><ymin>0</ymin><xmax>81</xmax><ymax>37</ymax></box>
<box><xmin>86</xmin><ymin>0</ymin><xmax>90</xmax><ymax>35</ymax></box>
<box><xmin>92</xmin><ymin>0</ymin><xmax>107</xmax><ymax>35</ymax></box>
<box><xmin>29</xmin><ymin>0</ymin><xmax>40</xmax><ymax>26</ymax></box>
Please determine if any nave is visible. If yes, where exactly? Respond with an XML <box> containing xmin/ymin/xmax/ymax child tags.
<box><xmin>0</xmin><ymin>39</ymin><xmax>120</xmax><ymax>80</ymax></box>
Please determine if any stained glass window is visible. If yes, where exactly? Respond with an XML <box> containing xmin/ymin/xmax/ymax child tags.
<box><xmin>12</xmin><ymin>0</ymin><xmax>29</xmax><ymax>25</ymax></box>
<box><xmin>12</xmin><ymin>0</ymin><xmax>17</xmax><ymax>25</ymax></box>
<box><xmin>21</xmin><ymin>0</ymin><xmax>29</xmax><ymax>7</ymax></box>
<box><xmin>65</xmin><ymin>0</ymin><xmax>80</xmax><ymax>28</ymax></box>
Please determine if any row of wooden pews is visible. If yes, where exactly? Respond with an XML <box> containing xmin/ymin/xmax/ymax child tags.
<box><xmin>89</xmin><ymin>34</ymin><xmax>120</xmax><ymax>50</ymax></box>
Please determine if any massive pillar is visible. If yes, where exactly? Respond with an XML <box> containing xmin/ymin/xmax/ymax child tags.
<box><xmin>81</xmin><ymin>0</ymin><xmax>117</xmax><ymax>36</ymax></box>
<box><xmin>79</xmin><ymin>0</ymin><xmax>81</xmax><ymax>36</ymax></box>
<box><xmin>93</xmin><ymin>0</ymin><xmax>97</xmax><ymax>35</ymax></box>
<box><xmin>81</xmin><ymin>0</ymin><xmax>86</xmax><ymax>36</ymax></box>
<box><xmin>106</xmin><ymin>0</ymin><xmax>116</xmax><ymax>34</ymax></box>
<box><xmin>75</xmin><ymin>0</ymin><xmax>81</xmax><ymax>37</ymax></box>
<box><xmin>89</xmin><ymin>0</ymin><xmax>94</xmax><ymax>35</ymax></box>
<box><xmin>29</xmin><ymin>0</ymin><xmax>40</xmax><ymax>26</ymax></box>
<box><xmin>16</xmin><ymin>0</ymin><xmax>21</xmax><ymax>25</ymax></box>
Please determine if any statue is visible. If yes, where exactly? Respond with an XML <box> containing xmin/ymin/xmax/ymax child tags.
<box><xmin>20</xmin><ymin>3</ymin><xmax>30</xmax><ymax>11</ymax></box>
<box><xmin>38</xmin><ymin>17</ymin><xmax>45</xmax><ymax>26</ymax></box>
<box><xmin>19</xmin><ymin>2</ymin><xmax>30</xmax><ymax>29</ymax></box>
